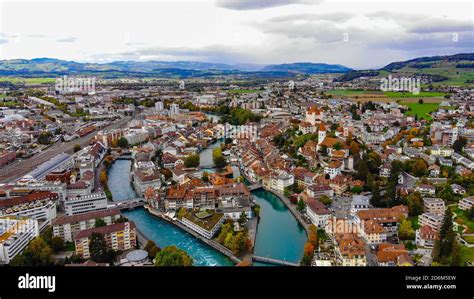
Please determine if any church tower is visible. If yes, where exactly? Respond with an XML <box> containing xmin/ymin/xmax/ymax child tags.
<box><xmin>318</xmin><ymin>123</ymin><xmax>326</xmax><ymax>145</ymax></box>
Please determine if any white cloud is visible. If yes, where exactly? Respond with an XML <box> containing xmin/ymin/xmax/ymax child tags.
<box><xmin>215</xmin><ymin>0</ymin><xmax>321</xmax><ymax>10</ymax></box>
<box><xmin>0</xmin><ymin>0</ymin><xmax>472</xmax><ymax>69</ymax></box>
<box><xmin>56</xmin><ymin>37</ymin><xmax>77</xmax><ymax>43</ymax></box>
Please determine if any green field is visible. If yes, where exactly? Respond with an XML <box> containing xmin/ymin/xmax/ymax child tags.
<box><xmin>452</xmin><ymin>206</ymin><xmax>474</xmax><ymax>233</ymax></box>
<box><xmin>0</xmin><ymin>77</ymin><xmax>56</xmax><ymax>84</ymax></box>
<box><xmin>383</xmin><ymin>91</ymin><xmax>446</xmax><ymax>98</ymax></box>
<box><xmin>460</xmin><ymin>245</ymin><xmax>474</xmax><ymax>265</ymax></box>
<box><xmin>462</xmin><ymin>236</ymin><xmax>474</xmax><ymax>244</ymax></box>
<box><xmin>402</xmin><ymin>102</ymin><xmax>439</xmax><ymax>120</ymax></box>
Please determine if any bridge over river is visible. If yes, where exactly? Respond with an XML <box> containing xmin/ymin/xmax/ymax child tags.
<box><xmin>252</xmin><ymin>255</ymin><xmax>299</xmax><ymax>266</ymax></box>
<box><xmin>247</xmin><ymin>183</ymin><xmax>262</xmax><ymax>191</ymax></box>
<box><xmin>108</xmin><ymin>198</ymin><xmax>145</xmax><ymax>210</ymax></box>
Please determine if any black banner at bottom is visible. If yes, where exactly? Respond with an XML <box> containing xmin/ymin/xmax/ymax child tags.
<box><xmin>0</xmin><ymin>266</ymin><xmax>471</xmax><ymax>298</ymax></box>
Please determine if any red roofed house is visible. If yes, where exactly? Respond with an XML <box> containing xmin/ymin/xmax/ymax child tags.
<box><xmin>376</xmin><ymin>243</ymin><xmax>413</xmax><ymax>266</ymax></box>
<box><xmin>415</xmin><ymin>225</ymin><xmax>439</xmax><ymax>248</ymax></box>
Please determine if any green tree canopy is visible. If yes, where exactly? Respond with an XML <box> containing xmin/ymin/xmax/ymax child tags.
<box><xmin>117</xmin><ymin>137</ymin><xmax>129</xmax><ymax>149</ymax></box>
<box><xmin>154</xmin><ymin>246</ymin><xmax>193</xmax><ymax>266</ymax></box>
<box><xmin>184</xmin><ymin>154</ymin><xmax>200</xmax><ymax>168</ymax></box>
<box><xmin>89</xmin><ymin>232</ymin><xmax>108</xmax><ymax>263</ymax></box>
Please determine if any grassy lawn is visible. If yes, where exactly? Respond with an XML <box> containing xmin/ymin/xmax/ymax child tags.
<box><xmin>0</xmin><ymin>77</ymin><xmax>56</xmax><ymax>84</ymax></box>
<box><xmin>0</xmin><ymin>93</ymin><xmax>5</xmax><ymax>99</ymax></box>
<box><xmin>384</xmin><ymin>91</ymin><xmax>446</xmax><ymax>98</ymax></box>
<box><xmin>0</xmin><ymin>101</ymin><xmax>21</xmax><ymax>108</ymax></box>
<box><xmin>462</xmin><ymin>236</ymin><xmax>474</xmax><ymax>244</ymax></box>
<box><xmin>460</xmin><ymin>245</ymin><xmax>474</xmax><ymax>265</ymax></box>
<box><xmin>451</xmin><ymin>206</ymin><xmax>474</xmax><ymax>234</ymax></box>
<box><xmin>402</xmin><ymin>102</ymin><xmax>439</xmax><ymax>120</ymax></box>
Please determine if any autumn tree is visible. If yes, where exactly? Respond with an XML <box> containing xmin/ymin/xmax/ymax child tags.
<box><xmin>412</xmin><ymin>159</ymin><xmax>428</xmax><ymax>177</ymax></box>
<box><xmin>217</xmin><ymin>223</ymin><xmax>232</xmax><ymax>244</ymax></box>
<box><xmin>398</xmin><ymin>218</ymin><xmax>415</xmax><ymax>240</ymax></box>
<box><xmin>99</xmin><ymin>169</ymin><xmax>108</xmax><ymax>187</ymax></box>
<box><xmin>406</xmin><ymin>191</ymin><xmax>424</xmax><ymax>216</ymax></box>
<box><xmin>300</xmin><ymin>242</ymin><xmax>315</xmax><ymax>266</ymax></box>
<box><xmin>184</xmin><ymin>154</ymin><xmax>200</xmax><ymax>168</ymax></box>
<box><xmin>308</xmin><ymin>225</ymin><xmax>318</xmax><ymax>246</ymax></box>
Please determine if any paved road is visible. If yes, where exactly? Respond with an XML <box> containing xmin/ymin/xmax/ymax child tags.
<box><xmin>0</xmin><ymin>117</ymin><xmax>131</xmax><ymax>184</ymax></box>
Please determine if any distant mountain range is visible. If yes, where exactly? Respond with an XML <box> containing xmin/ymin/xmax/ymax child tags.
<box><xmin>335</xmin><ymin>53</ymin><xmax>474</xmax><ymax>85</ymax></box>
<box><xmin>1</xmin><ymin>53</ymin><xmax>472</xmax><ymax>83</ymax></box>
<box><xmin>261</xmin><ymin>62</ymin><xmax>351</xmax><ymax>74</ymax></box>
<box><xmin>0</xmin><ymin>58</ymin><xmax>352</xmax><ymax>78</ymax></box>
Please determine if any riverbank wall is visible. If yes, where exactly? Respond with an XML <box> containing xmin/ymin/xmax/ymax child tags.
<box><xmin>239</xmin><ymin>166</ymin><xmax>309</xmax><ymax>235</ymax></box>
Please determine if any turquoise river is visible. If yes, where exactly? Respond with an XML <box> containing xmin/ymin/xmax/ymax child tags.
<box><xmin>107</xmin><ymin>140</ymin><xmax>306</xmax><ymax>266</ymax></box>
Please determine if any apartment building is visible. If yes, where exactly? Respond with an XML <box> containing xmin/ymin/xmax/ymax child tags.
<box><xmin>74</xmin><ymin>222</ymin><xmax>137</xmax><ymax>258</ymax></box>
<box><xmin>419</xmin><ymin>212</ymin><xmax>445</xmax><ymax>232</ymax></box>
<box><xmin>64</xmin><ymin>192</ymin><xmax>108</xmax><ymax>216</ymax></box>
<box><xmin>180</xmin><ymin>211</ymin><xmax>225</xmax><ymax>239</ymax></box>
<box><xmin>268</xmin><ymin>173</ymin><xmax>294</xmax><ymax>193</ymax></box>
<box><xmin>459</xmin><ymin>196</ymin><xmax>474</xmax><ymax>211</ymax></box>
<box><xmin>52</xmin><ymin>208</ymin><xmax>122</xmax><ymax>242</ymax></box>
<box><xmin>423</xmin><ymin>198</ymin><xmax>446</xmax><ymax>214</ymax></box>
<box><xmin>306</xmin><ymin>184</ymin><xmax>334</xmax><ymax>198</ymax></box>
<box><xmin>133</xmin><ymin>169</ymin><xmax>161</xmax><ymax>197</ymax></box>
<box><xmin>415</xmin><ymin>185</ymin><xmax>436</xmax><ymax>197</ymax></box>
<box><xmin>0</xmin><ymin>191</ymin><xmax>58</xmax><ymax>230</ymax></box>
<box><xmin>0</xmin><ymin>216</ymin><xmax>39</xmax><ymax>264</ymax></box>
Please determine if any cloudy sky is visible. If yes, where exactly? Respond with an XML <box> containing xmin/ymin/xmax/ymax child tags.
<box><xmin>0</xmin><ymin>0</ymin><xmax>472</xmax><ymax>69</ymax></box>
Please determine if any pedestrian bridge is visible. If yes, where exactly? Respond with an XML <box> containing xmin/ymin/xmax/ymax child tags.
<box><xmin>252</xmin><ymin>255</ymin><xmax>299</xmax><ymax>267</ymax></box>
<box><xmin>108</xmin><ymin>198</ymin><xmax>146</xmax><ymax>210</ymax></box>
<box><xmin>247</xmin><ymin>184</ymin><xmax>263</xmax><ymax>191</ymax></box>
